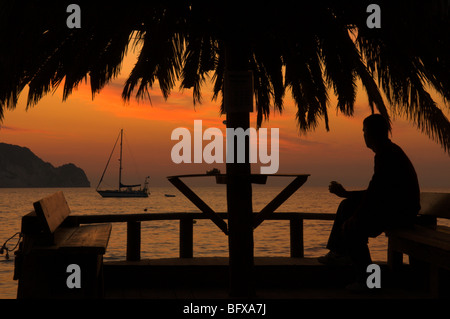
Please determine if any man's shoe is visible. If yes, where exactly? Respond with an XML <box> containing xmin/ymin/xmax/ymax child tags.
<box><xmin>317</xmin><ymin>251</ymin><xmax>352</xmax><ymax>266</ymax></box>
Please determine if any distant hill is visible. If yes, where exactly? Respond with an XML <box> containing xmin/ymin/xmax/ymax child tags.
<box><xmin>0</xmin><ymin>143</ymin><xmax>90</xmax><ymax>188</ymax></box>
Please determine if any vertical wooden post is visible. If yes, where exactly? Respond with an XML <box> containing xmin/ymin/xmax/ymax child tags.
<box><xmin>429</xmin><ymin>265</ymin><xmax>440</xmax><ymax>298</ymax></box>
<box><xmin>387</xmin><ymin>239</ymin><xmax>403</xmax><ymax>272</ymax></box>
<box><xmin>224</xmin><ymin>39</ymin><xmax>255</xmax><ymax>298</ymax></box>
<box><xmin>180</xmin><ymin>218</ymin><xmax>194</xmax><ymax>258</ymax></box>
<box><xmin>127</xmin><ymin>221</ymin><xmax>141</xmax><ymax>261</ymax></box>
<box><xmin>290</xmin><ymin>216</ymin><xmax>304</xmax><ymax>258</ymax></box>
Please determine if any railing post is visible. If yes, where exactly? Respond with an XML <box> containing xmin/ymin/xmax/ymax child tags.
<box><xmin>180</xmin><ymin>218</ymin><xmax>194</xmax><ymax>258</ymax></box>
<box><xmin>127</xmin><ymin>221</ymin><xmax>141</xmax><ymax>261</ymax></box>
<box><xmin>290</xmin><ymin>215</ymin><xmax>304</xmax><ymax>258</ymax></box>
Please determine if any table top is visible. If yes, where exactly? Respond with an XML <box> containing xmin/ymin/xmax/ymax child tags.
<box><xmin>167</xmin><ymin>173</ymin><xmax>310</xmax><ymax>179</ymax></box>
<box><xmin>167</xmin><ymin>173</ymin><xmax>310</xmax><ymax>185</ymax></box>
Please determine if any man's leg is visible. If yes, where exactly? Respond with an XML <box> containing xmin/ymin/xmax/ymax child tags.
<box><xmin>344</xmin><ymin>210</ymin><xmax>384</xmax><ymax>289</ymax></box>
<box><xmin>325</xmin><ymin>196</ymin><xmax>362</xmax><ymax>255</ymax></box>
<box><xmin>344</xmin><ymin>229</ymin><xmax>372</xmax><ymax>284</ymax></box>
<box><xmin>319</xmin><ymin>195</ymin><xmax>364</xmax><ymax>265</ymax></box>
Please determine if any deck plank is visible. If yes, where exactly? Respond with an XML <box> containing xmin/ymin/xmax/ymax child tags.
<box><xmin>102</xmin><ymin>257</ymin><xmax>441</xmax><ymax>299</ymax></box>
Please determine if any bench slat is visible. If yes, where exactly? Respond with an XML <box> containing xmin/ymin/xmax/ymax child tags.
<box><xmin>33</xmin><ymin>191</ymin><xmax>71</xmax><ymax>234</ymax></box>
<box><xmin>436</xmin><ymin>225</ymin><xmax>450</xmax><ymax>235</ymax></box>
<box><xmin>389</xmin><ymin>236</ymin><xmax>450</xmax><ymax>271</ymax></box>
<box><xmin>387</xmin><ymin>225</ymin><xmax>450</xmax><ymax>251</ymax></box>
<box><xmin>420</xmin><ymin>192</ymin><xmax>450</xmax><ymax>219</ymax></box>
<box><xmin>59</xmin><ymin>224</ymin><xmax>112</xmax><ymax>254</ymax></box>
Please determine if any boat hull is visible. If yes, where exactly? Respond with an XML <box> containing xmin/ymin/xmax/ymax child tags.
<box><xmin>97</xmin><ymin>190</ymin><xmax>149</xmax><ymax>198</ymax></box>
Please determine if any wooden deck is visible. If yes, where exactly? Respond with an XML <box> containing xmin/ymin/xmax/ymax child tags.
<box><xmin>17</xmin><ymin>203</ymin><xmax>450</xmax><ymax>302</ymax></box>
<box><xmin>102</xmin><ymin>257</ymin><xmax>438</xmax><ymax>299</ymax></box>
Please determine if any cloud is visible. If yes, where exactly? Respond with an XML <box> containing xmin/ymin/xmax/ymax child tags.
<box><xmin>0</xmin><ymin>125</ymin><xmax>51</xmax><ymax>134</ymax></box>
<box><xmin>70</xmin><ymin>77</ymin><xmax>225</xmax><ymax>125</ymax></box>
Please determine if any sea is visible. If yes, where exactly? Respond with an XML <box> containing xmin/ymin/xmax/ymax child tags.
<box><xmin>1</xmin><ymin>185</ymin><xmax>449</xmax><ymax>299</ymax></box>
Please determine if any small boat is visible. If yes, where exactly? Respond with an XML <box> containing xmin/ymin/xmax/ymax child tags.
<box><xmin>206</xmin><ymin>168</ymin><xmax>221</xmax><ymax>175</ymax></box>
<box><xmin>164</xmin><ymin>194</ymin><xmax>176</xmax><ymax>198</ymax></box>
<box><xmin>96</xmin><ymin>129</ymin><xmax>150</xmax><ymax>198</ymax></box>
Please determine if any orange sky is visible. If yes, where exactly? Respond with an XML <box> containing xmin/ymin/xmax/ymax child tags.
<box><xmin>1</xmin><ymin>49</ymin><xmax>449</xmax><ymax>189</ymax></box>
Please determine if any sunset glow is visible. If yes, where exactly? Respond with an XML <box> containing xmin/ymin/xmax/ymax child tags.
<box><xmin>1</xmin><ymin>49</ymin><xmax>449</xmax><ymax>189</ymax></box>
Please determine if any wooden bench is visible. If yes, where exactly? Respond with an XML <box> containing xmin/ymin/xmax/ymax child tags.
<box><xmin>15</xmin><ymin>191</ymin><xmax>112</xmax><ymax>299</ymax></box>
<box><xmin>386</xmin><ymin>192</ymin><xmax>450</xmax><ymax>297</ymax></box>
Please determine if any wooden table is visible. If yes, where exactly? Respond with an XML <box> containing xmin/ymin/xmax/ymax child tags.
<box><xmin>167</xmin><ymin>174</ymin><xmax>310</xmax><ymax>234</ymax></box>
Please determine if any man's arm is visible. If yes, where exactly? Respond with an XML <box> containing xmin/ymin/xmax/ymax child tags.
<box><xmin>329</xmin><ymin>181</ymin><xmax>366</xmax><ymax>198</ymax></box>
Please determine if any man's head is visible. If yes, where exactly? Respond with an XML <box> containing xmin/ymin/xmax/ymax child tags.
<box><xmin>363</xmin><ymin>114</ymin><xmax>391</xmax><ymax>151</ymax></box>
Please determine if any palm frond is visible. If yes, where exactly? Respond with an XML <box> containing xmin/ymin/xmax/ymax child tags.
<box><xmin>252</xmin><ymin>40</ymin><xmax>285</xmax><ymax>128</ymax></box>
<box><xmin>122</xmin><ymin>30</ymin><xmax>183</xmax><ymax>102</ymax></box>
<box><xmin>355</xmin><ymin>1</ymin><xmax>450</xmax><ymax>153</ymax></box>
<box><xmin>251</xmin><ymin>53</ymin><xmax>271</xmax><ymax>129</ymax></box>
<box><xmin>319</xmin><ymin>26</ymin><xmax>357</xmax><ymax>117</ymax></box>
<box><xmin>180</xmin><ymin>35</ymin><xmax>217</xmax><ymax>105</ymax></box>
<box><xmin>1</xmin><ymin>1</ymin><xmax>450</xmax><ymax>154</ymax></box>
<box><xmin>284</xmin><ymin>34</ymin><xmax>329</xmax><ymax>132</ymax></box>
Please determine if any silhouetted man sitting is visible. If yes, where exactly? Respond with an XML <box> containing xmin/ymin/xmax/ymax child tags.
<box><xmin>318</xmin><ymin>114</ymin><xmax>420</xmax><ymax>291</ymax></box>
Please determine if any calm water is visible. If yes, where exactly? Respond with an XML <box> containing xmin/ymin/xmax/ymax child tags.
<box><xmin>1</xmin><ymin>185</ymin><xmax>448</xmax><ymax>299</ymax></box>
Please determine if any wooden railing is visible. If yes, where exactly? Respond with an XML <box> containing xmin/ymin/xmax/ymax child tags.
<box><xmin>67</xmin><ymin>212</ymin><xmax>335</xmax><ymax>261</ymax></box>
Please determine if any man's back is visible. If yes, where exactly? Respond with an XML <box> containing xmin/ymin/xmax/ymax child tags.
<box><xmin>366</xmin><ymin>139</ymin><xmax>420</xmax><ymax>226</ymax></box>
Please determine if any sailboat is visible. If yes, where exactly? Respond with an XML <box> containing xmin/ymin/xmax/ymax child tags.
<box><xmin>96</xmin><ymin>129</ymin><xmax>150</xmax><ymax>198</ymax></box>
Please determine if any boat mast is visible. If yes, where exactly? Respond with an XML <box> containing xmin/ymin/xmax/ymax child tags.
<box><xmin>119</xmin><ymin>129</ymin><xmax>123</xmax><ymax>190</ymax></box>
<box><xmin>96</xmin><ymin>130</ymin><xmax>121</xmax><ymax>191</ymax></box>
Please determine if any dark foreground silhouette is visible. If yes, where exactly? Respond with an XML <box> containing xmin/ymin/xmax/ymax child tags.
<box><xmin>319</xmin><ymin>114</ymin><xmax>420</xmax><ymax>291</ymax></box>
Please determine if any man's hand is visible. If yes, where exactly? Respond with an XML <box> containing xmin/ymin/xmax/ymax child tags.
<box><xmin>329</xmin><ymin>181</ymin><xmax>349</xmax><ymax>198</ymax></box>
